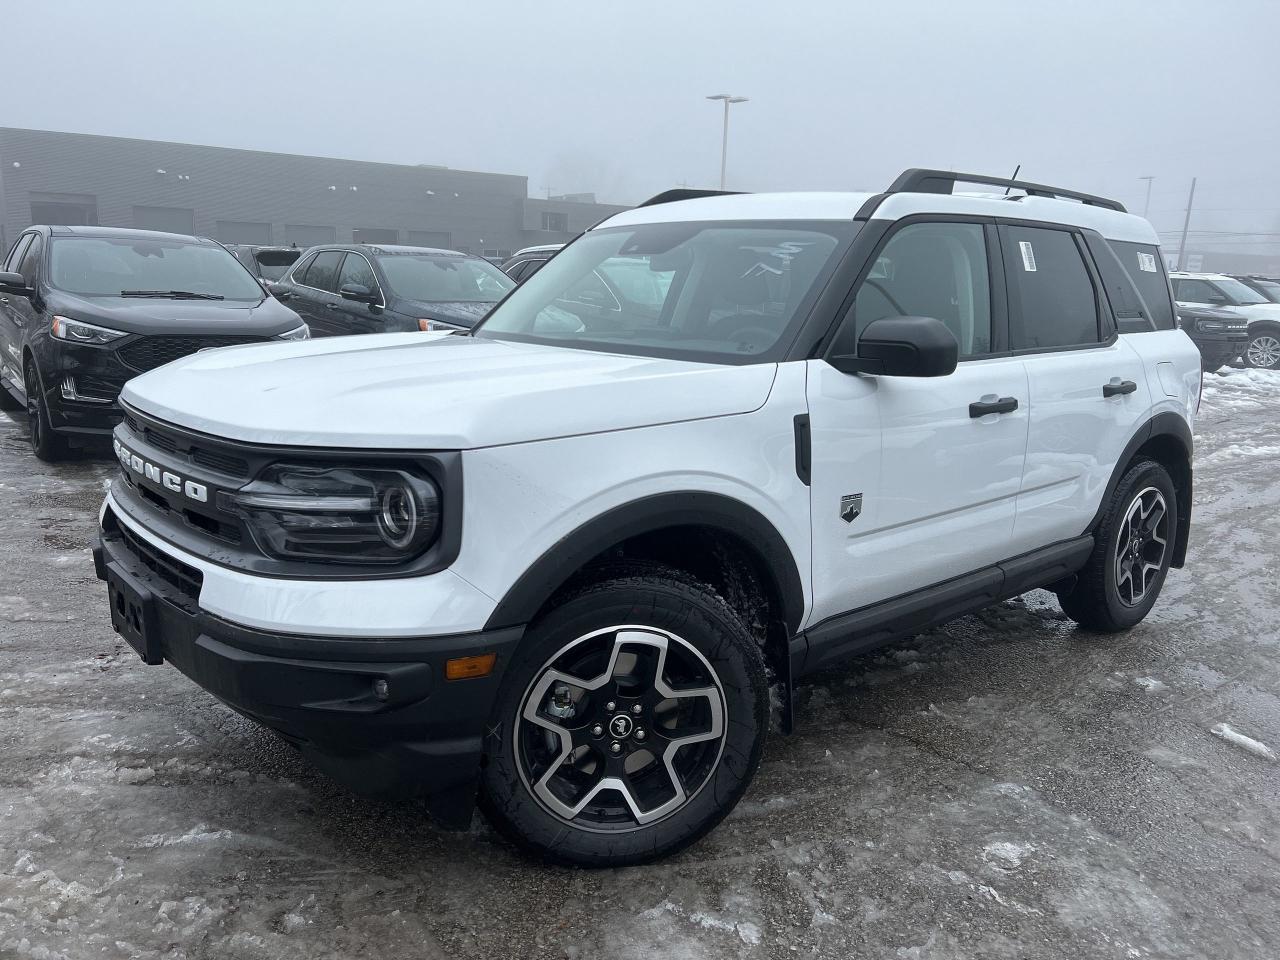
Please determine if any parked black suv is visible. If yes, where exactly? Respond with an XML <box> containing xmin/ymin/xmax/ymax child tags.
<box><xmin>0</xmin><ymin>226</ymin><xmax>308</xmax><ymax>461</ymax></box>
<box><xmin>271</xmin><ymin>243</ymin><xmax>515</xmax><ymax>336</ymax></box>
<box><xmin>225</xmin><ymin>244</ymin><xmax>303</xmax><ymax>283</ymax></box>
<box><xmin>1176</xmin><ymin>304</ymin><xmax>1249</xmax><ymax>371</ymax></box>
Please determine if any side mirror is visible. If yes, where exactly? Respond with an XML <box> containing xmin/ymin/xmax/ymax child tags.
<box><xmin>339</xmin><ymin>282</ymin><xmax>378</xmax><ymax>304</ymax></box>
<box><xmin>0</xmin><ymin>271</ymin><xmax>32</xmax><ymax>297</ymax></box>
<box><xmin>828</xmin><ymin>316</ymin><xmax>959</xmax><ymax>377</ymax></box>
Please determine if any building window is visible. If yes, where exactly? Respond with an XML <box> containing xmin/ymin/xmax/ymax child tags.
<box><xmin>133</xmin><ymin>205</ymin><xmax>195</xmax><ymax>236</ymax></box>
<box><xmin>541</xmin><ymin>211</ymin><xmax>568</xmax><ymax>233</ymax></box>
<box><xmin>284</xmin><ymin>224</ymin><xmax>336</xmax><ymax>248</ymax></box>
<box><xmin>216</xmin><ymin>221</ymin><xmax>272</xmax><ymax>245</ymax></box>
<box><xmin>353</xmin><ymin>227</ymin><xmax>398</xmax><ymax>245</ymax></box>
<box><xmin>29</xmin><ymin>193</ymin><xmax>98</xmax><ymax>226</ymax></box>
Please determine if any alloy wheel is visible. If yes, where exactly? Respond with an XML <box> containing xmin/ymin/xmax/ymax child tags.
<box><xmin>515</xmin><ymin>625</ymin><xmax>726</xmax><ymax>832</ymax></box>
<box><xmin>24</xmin><ymin>368</ymin><xmax>42</xmax><ymax>453</ymax></box>
<box><xmin>1246</xmin><ymin>335</ymin><xmax>1280</xmax><ymax>369</ymax></box>
<box><xmin>1113</xmin><ymin>486</ymin><xmax>1169</xmax><ymax>607</ymax></box>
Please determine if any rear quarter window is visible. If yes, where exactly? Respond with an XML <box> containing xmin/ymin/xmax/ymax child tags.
<box><xmin>1107</xmin><ymin>240</ymin><xmax>1176</xmax><ymax>331</ymax></box>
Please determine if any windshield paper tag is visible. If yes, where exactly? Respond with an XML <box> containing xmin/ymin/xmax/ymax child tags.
<box><xmin>1137</xmin><ymin>252</ymin><xmax>1158</xmax><ymax>272</ymax></box>
<box><xmin>1018</xmin><ymin>241</ymin><xmax>1037</xmax><ymax>272</ymax></box>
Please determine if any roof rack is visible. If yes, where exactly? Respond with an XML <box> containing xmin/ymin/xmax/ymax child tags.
<box><xmin>637</xmin><ymin>188</ymin><xmax>745</xmax><ymax>208</ymax></box>
<box><xmin>886</xmin><ymin>168</ymin><xmax>1126</xmax><ymax>213</ymax></box>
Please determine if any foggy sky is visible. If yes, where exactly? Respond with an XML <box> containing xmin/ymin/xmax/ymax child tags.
<box><xmin>7</xmin><ymin>0</ymin><xmax>1278</xmax><ymax>256</ymax></box>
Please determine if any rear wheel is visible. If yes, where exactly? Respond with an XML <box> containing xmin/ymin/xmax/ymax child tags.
<box><xmin>1057</xmin><ymin>459</ymin><xmax>1177</xmax><ymax>632</ymax></box>
<box><xmin>1244</xmin><ymin>326</ymin><xmax>1280</xmax><ymax>369</ymax></box>
<box><xmin>479</xmin><ymin>563</ymin><xmax>768</xmax><ymax>867</ymax></box>
<box><xmin>24</xmin><ymin>360</ymin><xmax>69</xmax><ymax>462</ymax></box>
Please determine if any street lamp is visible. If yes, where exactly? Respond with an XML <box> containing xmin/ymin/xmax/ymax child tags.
<box><xmin>706</xmin><ymin>94</ymin><xmax>748</xmax><ymax>190</ymax></box>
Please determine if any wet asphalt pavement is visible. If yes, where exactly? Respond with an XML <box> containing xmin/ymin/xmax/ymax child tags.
<box><xmin>1</xmin><ymin>368</ymin><xmax>1278</xmax><ymax>960</ymax></box>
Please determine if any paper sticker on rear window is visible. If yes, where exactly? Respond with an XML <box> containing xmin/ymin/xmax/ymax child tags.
<box><xmin>1018</xmin><ymin>240</ymin><xmax>1037</xmax><ymax>272</ymax></box>
<box><xmin>1137</xmin><ymin>252</ymin><xmax>1158</xmax><ymax>273</ymax></box>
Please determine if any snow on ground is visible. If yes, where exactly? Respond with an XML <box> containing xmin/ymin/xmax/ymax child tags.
<box><xmin>1210</xmin><ymin>723</ymin><xmax>1277</xmax><ymax>761</ymax></box>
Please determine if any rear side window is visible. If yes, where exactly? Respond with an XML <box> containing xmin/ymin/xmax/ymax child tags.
<box><xmin>1001</xmin><ymin>226</ymin><xmax>1100</xmax><ymax>350</ymax></box>
<box><xmin>1108</xmin><ymin>240</ymin><xmax>1175</xmax><ymax>330</ymax></box>
<box><xmin>304</xmin><ymin>251</ymin><xmax>344</xmax><ymax>292</ymax></box>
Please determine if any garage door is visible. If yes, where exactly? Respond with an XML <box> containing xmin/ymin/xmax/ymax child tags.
<box><xmin>133</xmin><ymin>205</ymin><xmax>195</xmax><ymax>235</ymax></box>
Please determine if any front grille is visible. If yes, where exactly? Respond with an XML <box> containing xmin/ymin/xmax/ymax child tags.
<box><xmin>124</xmin><ymin>411</ymin><xmax>250</xmax><ymax>479</ymax></box>
<box><xmin>107</xmin><ymin>509</ymin><xmax>203</xmax><ymax>604</ymax></box>
<box><xmin>119</xmin><ymin>335</ymin><xmax>265</xmax><ymax>373</ymax></box>
<box><xmin>191</xmin><ymin>448</ymin><xmax>250</xmax><ymax>476</ymax></box>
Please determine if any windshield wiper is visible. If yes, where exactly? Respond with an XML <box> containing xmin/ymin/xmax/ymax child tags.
<box><xmin>120</xmin><ymin>289</ymin><xmax>225</xmax><ymax>300</ymax></box>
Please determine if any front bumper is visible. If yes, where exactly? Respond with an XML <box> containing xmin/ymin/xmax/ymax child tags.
<box><xmin>1188</xmin><ymin>332</ymin><xmax>1247</xmax><ymax>368</ymax></box>
<box><xmin>93</xmin><ymin>518</ymin><xmax>522</xmax><ymax>827</ymax></box>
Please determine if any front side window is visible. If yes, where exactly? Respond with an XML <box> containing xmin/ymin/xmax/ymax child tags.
<box><xmin>850</xmin><ymin>221</ymin><xmax>992</xmax><ymax>358</ymax></box>
<box><xmin>4</xmin><ymin>234</ymin><xmax>34</xmax><ymax>274</ymax></box>
<box><xmin>377</xmin><ymin>256</ymin><xmax>514</xmax><ymax>302</ymax></box>
<box><xmin>17</xmin><ymin>233</ymin><xmax>44</xmax><ymax>284</ymax></box>
<box><xmin>1172</xmin><ymin>278</ymin><xmax>1222</xmax><ymax>304</ymax></box>
<box><xmin>475</xmin><ymin>221</ymin><xmax>854</xmax><ymax>363</ymax></box>
<box><xmin>1002</xmin><ymin>226</ymin><xmax>1100</xmax><ymax>350</ymax></box>
<box><xmin>338</xmin><ymin>253</ymin><xmax>379</xmax><ymax>294</ymax></box>
<box><xmin>47</xmin><ymin>237</ymin><xmax>265</xmax><ymax>301</ymax></box>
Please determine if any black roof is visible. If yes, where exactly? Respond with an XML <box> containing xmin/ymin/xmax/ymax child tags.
<box><xmin>308</xmin><ymin>242</ymin><xmax>473</xmax><ymax>258</ymax></box>
<box><xmin>44</xmin><ymin>224</ymin><xmax>216</xmax><ymax>244</ymax></box>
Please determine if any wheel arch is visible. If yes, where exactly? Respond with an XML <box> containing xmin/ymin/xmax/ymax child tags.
<box><xmin>1088</xmin><ymin>412</ymin><xmax>1193</xmax><ymax>568</ymax></box>
<box><xmin>483</xmin><ymin>491</ymin><xmax>806</xmax><ymax>637</ymax></box>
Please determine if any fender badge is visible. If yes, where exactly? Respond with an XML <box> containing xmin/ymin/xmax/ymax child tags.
<box><xmin>840</xmin><ymin>493</ymin><xmax>863</xmax><ymax>523</ymax></box>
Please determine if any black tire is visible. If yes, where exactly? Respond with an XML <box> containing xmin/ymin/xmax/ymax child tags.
<box><xmin>478</xmin><ymin>562</ymin><xmax>768</xmax><ymax>867</ymax></box>
<box><xmin>25</xmin><ymin>360</ymin><xmax>69</xmax><ymax>462</ymax></box>
<box><xmin>1057</xmin><ymin>459</ymin><xmax>1177</xmax><ymax>632</ymax></box>
<box><xmin>1243</xmin><ymin>323</ymin><xmax>1280</xmax><ymax>370</ymax></box>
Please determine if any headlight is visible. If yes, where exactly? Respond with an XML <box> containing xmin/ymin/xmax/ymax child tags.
<box><xmin>1196</xmin><ymin>320</ymin><xmax>1227</xmax><ymax>332</ymax></box>
<box><xmin>417</xmin><ymin>318</ymin><xmax>464</xmax><ymax>333</ymax></box>
<box><xmin>218</xmin><ymin>464</ymin><xmax>440</xmax><ymax>564</ymax></box>
<box><xmin>276</xmin><ymin>323</ymin><xmax>311</xmax><ymax>341</ymax></box>
<box><xmin>51</xmin><ymin>316</ymin><xmax>128</xmax><ymax>345</ymax></box>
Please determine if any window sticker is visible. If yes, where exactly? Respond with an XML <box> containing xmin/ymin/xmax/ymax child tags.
<box><xmin>1137</xmin><ymin>252</ymin><xmax>1158</xmax><ymax>273</ymax></box>
<box><xmin>1018</xmin><ymin>240</ymin><xmax>1037</xmax><ymax>272</ymax></box>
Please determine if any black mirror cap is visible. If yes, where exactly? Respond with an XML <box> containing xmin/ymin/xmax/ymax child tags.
<box><xmin>828</xmin><ymin>316</ymin><xmax>959</xmax><ymax>377</ymax></box>
<box><xmin>0</xmin><ymin>270</ymin><xmax>32</xmax><ymax>297</ymax></box>
<box><xmin>339</xmin><ymin>282</ymin><xmax>377</xmax><ymax>304</ymax></box>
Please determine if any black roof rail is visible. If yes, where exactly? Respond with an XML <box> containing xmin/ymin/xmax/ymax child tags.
<box><xmin>886</xmin><ymin>168</ymin><xmax>1126</xmax><ymax>213</ymax></box>
<box><xmin>637</xmin><ymin>188</ymin><xmax>745</xmax><ymax>208</ymax></box>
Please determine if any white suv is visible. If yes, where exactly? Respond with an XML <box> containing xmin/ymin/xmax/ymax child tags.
<box><xmin>93</xmin><ymin>170</ymin><xmax>1200</xmax><ymax>866</ymax></box>
<box><xmin>1169</xmin><ymin>271</ymin><xmax>1280</xmax><ymax>369</ymax></box>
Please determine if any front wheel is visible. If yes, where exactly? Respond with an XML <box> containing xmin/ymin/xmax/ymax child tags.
<box><xmin>25</xmin><ymin>360</ymin><xmax>69</xmax><ymax>462</ymax></box>
<box><xmin>479</xmin><ymin>564</ymin><xmax>768</xmax><ymax>867</ymax></box>
<box><xmin>1244</xmin><ymin>327</ymin><xmax>1280</xmax><ymax>370</ymax></box>
<box><xmin>1057</xmin><ymin>459</ymin><xmax>1177</xmax><ymax>632</ymax></box>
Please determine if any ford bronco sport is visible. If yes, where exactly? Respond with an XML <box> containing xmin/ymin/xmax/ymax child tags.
<box><xmin>93</xmin><ymin>170</ymin><xmax>1199</xmax><ymax>866</ymax></box>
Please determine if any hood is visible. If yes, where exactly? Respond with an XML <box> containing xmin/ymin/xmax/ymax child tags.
<box><xmin>47</xmin><ymin>290</ymin><xmax>303</xmax><ymax>336</ymax></box>
<box><xmin>120</xmin><ymin>334</ymin><xmax>778</xmax><ymax>449</ymax></box>
<box><xmin>1217</xmin><ymin>301</ymin><xmax>1280</xmax><ymax>323</ymax></box>
<box><xmin>401</xmin><ymin>299</ymin><xmax>498</xmax><ymax>328</ymax></box>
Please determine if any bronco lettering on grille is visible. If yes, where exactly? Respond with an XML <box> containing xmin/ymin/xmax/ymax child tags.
<box><xmin>113</xmin><ymin>438</ymin><xmax>208</xmax><ymax>504</ymax></box>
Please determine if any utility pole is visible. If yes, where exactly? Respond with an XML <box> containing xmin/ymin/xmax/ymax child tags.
<box><xmin>706</xmin><ymin>94</ymin><xmax>748</xmax><ymax>190</ymax></box>
<box><xmin>1139</xmin><ymin>176</ymin><xmax>1155</xmax><ymax>218</ymax></box>
<box><xmin>1176</xmin><ymin>177</ymin><xmax>1197</xmax><ymax>271</ymax></box>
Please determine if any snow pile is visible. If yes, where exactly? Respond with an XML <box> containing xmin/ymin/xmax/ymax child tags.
<box><xmin>982</xmin><ymin>841</ymin><xmax>1035</xmax><ymax>871</ymax></box>
<box><xmin>1210</xmin><ymin>723</ymin><xmax>1276</xmax><ymax>761</ymax></box>
<box><xmin>1200</xmin><ymin>367</ymin><xmax>1280</xmax><ymax>413</ymax></box>
<box><xmin>1134</xmin><ymin>676</ymin><xmax>1169</xmax><ymax>694</ymax></box>
<box><xmin>1202</xmin><ymin>442</ymin><xmax>1280</xmax><ymax>464</ymax></box>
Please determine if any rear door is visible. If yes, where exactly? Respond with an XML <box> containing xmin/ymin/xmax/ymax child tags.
<box><xmin>1001</xmin><ymin>223</ymin><xmax>1150</xmax><ymax>555</ymax></box>
<box><xmin>292</xmin><ymin>250</ymin><xmax>345</xmax><ymax>337</ymax></box>
<box><xmin>806</xmin><ymin>217</ymin><xmax>1030</xmax><ymax>624</ymax></box>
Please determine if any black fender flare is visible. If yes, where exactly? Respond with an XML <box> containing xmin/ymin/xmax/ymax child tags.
<box><xmin>1085</xmin><ymin>411</ymin><xmax>1193</xmax><ymax>567</ymax></box>
<box><xmin>483</xmin><ymin>490</ymin><xmax>806</xmax><ymax>634</ymax></box>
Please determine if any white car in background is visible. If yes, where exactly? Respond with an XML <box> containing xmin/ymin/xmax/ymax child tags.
<box><xmin>1170</xmin><ymin>271</ymin><xmax>1280</xmax><ymax>369</ymax></box>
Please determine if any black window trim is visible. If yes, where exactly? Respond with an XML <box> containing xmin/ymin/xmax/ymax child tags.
<box><xmin>996</xmin><ymin>218</ymin><xmax>1118</xmax><ymax>358</ymax></box>
<box><xmin>5</xmin><ymin>232</ymin><xmax>35</xmax><ymax>275</ymax></box>
<box><xmin>294</xmin><ymin>247</ymin><xmax>346</xmax><ymax>296</ymax></box>
<box><xmin>820</xmin><ymin>213</ymin><xmax>1010</xmax><ymax>365</ymax></box>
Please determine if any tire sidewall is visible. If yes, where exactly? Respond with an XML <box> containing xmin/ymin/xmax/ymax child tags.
<box><xmin>1099</xmin><ymin>462</ymin><xmax>1177</xmax><ymax>628</ymax></box>
<box><xmin>480</xmin><ymin>578</ymin><xmax>767</xmax><ymax>866</ymax></box>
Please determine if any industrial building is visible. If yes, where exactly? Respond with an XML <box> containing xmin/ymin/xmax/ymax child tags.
<box><xmin>0</xmin><ymin>127</ymin><xmax>628</xmax><ymax>259</ymax></box>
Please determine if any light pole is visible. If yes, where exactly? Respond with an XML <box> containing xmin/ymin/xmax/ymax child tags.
<box><xmin>1139</xmin><ymin>176</ymin><xmax>1155</xmax><ymax>218</ymax></box>
<box><xmin>706</xmin><ymin>94</ymin><xmax>748</xmax><ymax>190</ymax></box>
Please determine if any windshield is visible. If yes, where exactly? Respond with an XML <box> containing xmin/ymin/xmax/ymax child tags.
<box><xmin>377</xmin><ymin>255</ymin><xmax>514</xmax><ymax>302</ymax></box>
<box><xmin>473</xmin><ymin>221</ymin><xmax>854</xmax><ymax>363</ymax></box>
<box><xmin>49</xmin><ymin>236</ymin><xmax>265</xmax><ymax>301</ymax></box>
<box><xmin>1216</xmin><ymin>277</ymin><xmax>1269</xmax><ymax>304</ymax></box>
<box><xmin>1249</xmin><ymin>278</ymin><xmax>1280</xmax><ymax>302</ymax></box>
<box><xmin>254</xmin><ymin>249</ymin><xmax>301</xmax><ymax>281</ymax></box>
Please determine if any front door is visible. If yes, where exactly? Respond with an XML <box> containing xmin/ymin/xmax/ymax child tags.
<box><xmin>331</xmin><ymin>252</ymin><xmax>385</xmax><ymax>335</ymax></box>
<box><xmin>806</xmin><ymin>219</ymin><xmax>1029</xmax><ymax>626</ymax></box>
<box><xmin>292</xmin><ymin>250</ymin><xmax>346</xmax><ymax>337</ymax></box>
